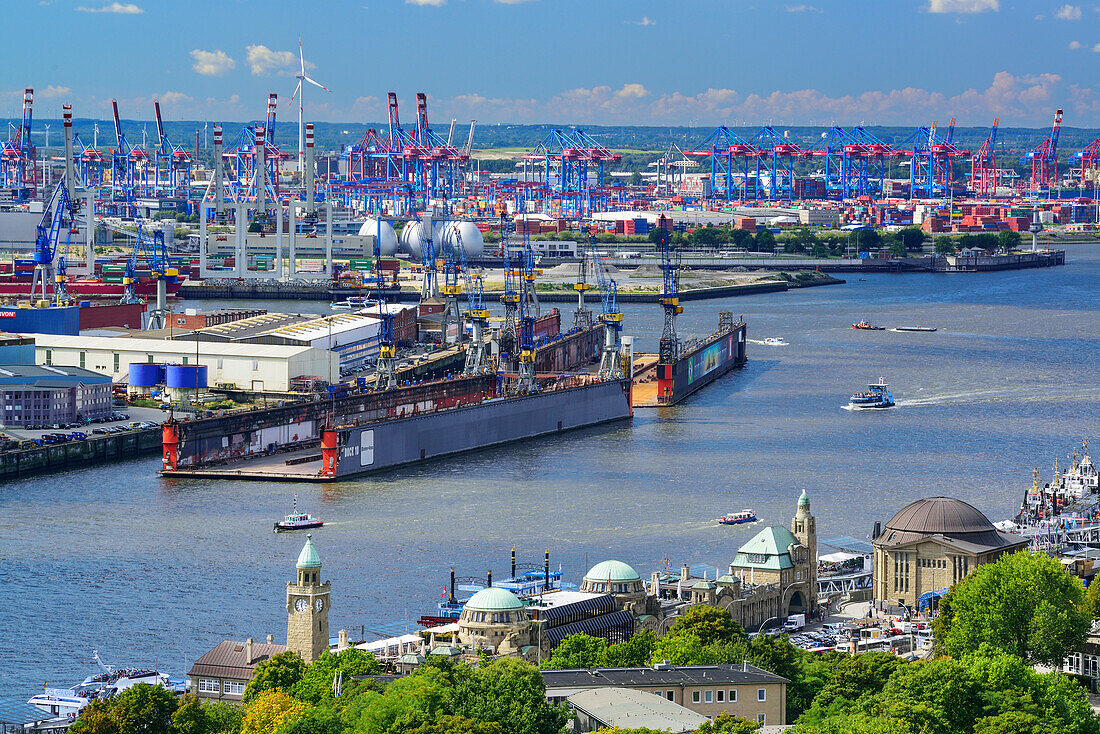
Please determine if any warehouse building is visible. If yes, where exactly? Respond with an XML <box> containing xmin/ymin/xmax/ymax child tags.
<box><xmin>31</xmin><ymin>334</ymin><xmax>338</xmax><ymax>392</ymax></box>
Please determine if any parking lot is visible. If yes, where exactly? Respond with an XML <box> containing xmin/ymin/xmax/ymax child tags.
<box><xmin>0</xmin><ymin>405</ymin><xmax>169</xmax><ymax>445</ymax></box>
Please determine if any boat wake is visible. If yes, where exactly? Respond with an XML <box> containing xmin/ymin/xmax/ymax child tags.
<box><xmin>748</xmin><ymin>339</ymin><xmax>789</xmax><ymax>346</ymax></box>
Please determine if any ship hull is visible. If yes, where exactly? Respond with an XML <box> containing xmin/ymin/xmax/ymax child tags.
<box><xmin>0</xmin><ymin>277</ymin><xmax>181</xmax><ymax>298</ymax></box>
<box><xmin>654</xmin><ymin>321</ymin><xmax>747</xmax><ymax>405</ymax></box>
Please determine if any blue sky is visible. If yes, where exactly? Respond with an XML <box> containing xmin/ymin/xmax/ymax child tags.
<box><xmin>6</xmin><ymin>0</ymin><xmax>1100</xmax><ymax>126</ymax></box>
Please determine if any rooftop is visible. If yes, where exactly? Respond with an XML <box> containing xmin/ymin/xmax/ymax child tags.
<box><xmin>297</xmin><ymin>534</ymin><xmax>321</xmax><ymax>568</ymax></box>
<box><xmin>566</xmin><ymin>687</ymin><xmax>708</xmax><ymax>734</ymax></box>
<box><xmin>731</xmin><ymin>526</ymin><xmax>801</xmax><ymax>570</ymax></box>
<box><xmin>0</xmin><ymin>364</ymin><xmax>112</xmax><ymax>383</ymax></box>
<box><xmin>188</xmin><ymin>639</ymin><xmax>288</xmax><ymax>680</ymax></box>
<box><xmin>30</xmin><ymin>333</ymin><xmax>323</xmax><ymax>359</ymax></box>
<box><xmin>542</xmin><ymin>662</ymin><xmax>789</xmax><ymax>690</ymax></box>
<box><xmin>875</xmin><ymin>496</ymin><xmax>1029</xmax><ymax>552</ymax></box>
<box><xmin>464</xmin><ymin>586</ymin><xmax>524</xmax><ymax>612</ymax></box>
<box><xmin>584</xmin><ymin>559</ymin><xmax>640</xmax><ymax>583</ymax></box>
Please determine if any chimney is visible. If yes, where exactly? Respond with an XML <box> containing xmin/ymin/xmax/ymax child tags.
<box><xmin>511</xmin><ymin>547</ymin><xmax>516</xmax><ymax>578</ymax></box>
<box><xmin>266</xmin><ymin>634</ymin><xmax>274</xmax><ymax>644</ymax></box>
<box><xmin>305</xmin><ymin>123</ymin><xmax>315</xmax><ymax>213</ymax></box>
<box><xmin>487</xmin><ymin>569</ymin><xmax>492</xmax><ymax>587</ymax></box>
<box><xmin>680</xmin><ymin>564</ymin><xmax>690</xmax><ymax>581</ymax></box>
<box><xmin>338</xmin><ymin>629</ymin><xmax>349</xmax><ymax>650</ymax></box>
<box><xmin>245</xmin><ymin>638</ymin><xmax>253</xmax><ymax>664</ymax></box>
<box><xmin>651</xmin><ymin>571</ymin><xmax>661</xmax><ymax>597</ymax></box>
<box><xmin>544</xmin><ymin>549</ymin><xmax>550</xmax><ymax>591</ymax></box>
<box><xmin>449</xmin><ymin>567</ymin><xmax>456</xmax><ymax>604</ymax></box>
<box><xmin>872</xmin><ymin>521</ymin><xmax>881</xmax><ymax>540</ymax></box>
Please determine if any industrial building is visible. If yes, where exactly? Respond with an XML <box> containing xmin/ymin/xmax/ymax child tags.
<box><xmin>0</xmin><ymin>364</ymin><xmax>113</xmax><ymax>427</ymax></box>
<box><xmin>31</xmin><ymin>334</ymin><xmax>338</xmax><ymax>392</ymax></box>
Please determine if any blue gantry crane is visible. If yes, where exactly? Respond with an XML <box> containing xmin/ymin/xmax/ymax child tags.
<box><xmin>30</xmin><ymin>180</ymin><xmax>75</xmax><ymax>302</ymax></box>
<box><xmin>586</xmin><ymin>235</ymin><xmax>625</xmax><ymax>379</ymax></box>
<box><xmin>657</xmin><ymin>227</ymin><xmax>682</xmax><ymax>365</ymax></box>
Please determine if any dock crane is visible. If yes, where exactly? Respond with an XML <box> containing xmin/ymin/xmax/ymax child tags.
<box><xmin>970</xmin><ymin>118</ymin><xmax>999</xmax><ymax>198</ymax></box>
<box><xmin>123</xmin><ymin>220</ymin><xmax>177</xmax><ymax>329</ymax></box>
<box><xmin>572</xmin><ymin>246</ymin><xmax>594</xmax><ymax>331</ymax></box>
<box><xmin>368</xmin><ymin>219</ymin><xmax>397</xmax><ymax>390</ymax></box>
<box><xmin>656</xmin><ymin>228</ymin><xmax>682</xmax><ymax>364</ymax></box>
<box><xmin>449</xmin><ymin>224</ymin><xmax>491</xmax><ymax>375</ymax></box>
<box><xmin>586</xmin><ymin>235</ymin><xmax>624</xmax><ymax>379</ymax></box>
<box><xmin>438</xmin><ymin>206</ymin><xmax>463</xmax><ymax>343</ymax></box>
<box><xmin>30</xmin><ymin>179</ymin><xmax>75</xmax><ymax>302</ymax></box>
<box><xmin>153</xmin><ymin>99</ymin><xmax>191</xmax><ymax>198</ymax></box>
<box><xmin>499</xmin><ymin>213</ymin><xmax>520</xmax><ymax>358</ymax></box>
<box><xmin>418</xmin><ymin>210</ymin><xmax>440</xmax><ymax>301</ymax></box>
<box><xmin>1022</xmin><ymin>109</ymin><xmax>1062</xmax><ymax>194</ymax></box>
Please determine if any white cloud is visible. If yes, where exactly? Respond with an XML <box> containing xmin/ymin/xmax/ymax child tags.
<box><xmin>1069</xmin><ymin>40</ymin><xmax>1082</xmax><ymax>49</ymax></box>
<box><xmin>158</xmin><ymin>91</ymin><xmax>193</xmax><ymax>107</ymax></box>
<box><xmin>405</xmin><ymin>0</ymin><xmax>446</xmax><ymax>5</ymax></box>
<box><xmin>927</xmin><ymin>0</ymin><xmax>998</xmax><ymax>13</ymax></box>
<box><xmin>786</xmin><ymin>4</ymin><xmax>821</xmax><ymax>11</ymax></box>
<box><xmin>191</xmin><ymin>49</ymin><xmax>235</xmax><ymax>76</ymax></box>
<box><xmin>495</xmin><ymin>0</ymin><xmax>539</xmax><ymax>3</ymax></box>
<box><xmin>1094</xmin><ymin>42</ymin><xmax>1100</xmax><ymax>51</ymax></box>
<box><xmin>76</xmin><ymin>2</ymin><xmax>143</xmax><ymax>13</ymax></box>
<box><xmin>1055</xmin><ymin>4</ymin><xmax>1082</xmax><ymax>19</ymax></box>
<box><xmin>628</xmin><ymin>16</ymin><xmax>657</xmax><ymax>25</ymax></box>
<box><xmin>245</xmin><ymin>44</ymin><xmax>297</xmax><ymax>75</ymax></box>
<box><xmin>39</xmin><ymin>85</ymin><xmax>71</xmax><ymax>98</ymax></box>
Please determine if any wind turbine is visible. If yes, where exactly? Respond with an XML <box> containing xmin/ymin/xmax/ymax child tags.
<box><xmin>291</xmin><ymin>38</ymin><xmax>330</xmax><ymax>173</ymax></box>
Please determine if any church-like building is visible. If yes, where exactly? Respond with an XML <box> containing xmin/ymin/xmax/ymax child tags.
<box><xmin>189</xmin><ymin>535</ymin><xmax>331</xmax><ymax>701</ymax></box>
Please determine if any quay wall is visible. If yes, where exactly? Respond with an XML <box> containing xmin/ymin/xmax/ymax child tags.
<box><xmin>0</xmin><ymin>428</ymin><xmax>161</xmax><ymax>480</ymax></box>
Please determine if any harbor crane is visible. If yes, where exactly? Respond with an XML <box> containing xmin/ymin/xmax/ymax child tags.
<box><xmin>438</xmin><ymin>204</ymin><xmax>463</xmax><ymax>343</ymax></box>
<box><xmin>1022</xmin><ymin>109</ymin><xmax>1062</xmax><ymax>194</ymax></box>
<box><xmin>656</xmin><ymin>228</ymin><xmax>682</xmax><ymax>364</ymax></box>
<box><xmin>970</xmin><ymin>118</ymin><xmax>1000</xmax><ymax>198</ymax></box>
<box><xmin>30</xmin><ymin>179</ymin><xmax>75</xmax><ymax>302</ymax></box>
<box><xmin>572</xmin><ymin>246</ymin><xmax>594</xmax><ymax>331</ymax></box>
<box><xmin>123</xmin><ymin>220</ymin><xmax>177</xmax><ymax>329</ymax></box>
<box><xmin>449</xmin><ymin>224</ymin><xmax>490</xmax><ymax>375</ymax></box>
<box><xmin>367</xmin><ymin>219</ymin><xmax>397</xmax><ymax>390</ymax></box>
<box><xmin>0</xmin><ymin>88</ymin><xmax>36</xmax><ymax>200</ymax></box>
<box><xmin>586</xmin><ymin>235</ymin><xmax>625</xmax><ymax>379</ymax></box>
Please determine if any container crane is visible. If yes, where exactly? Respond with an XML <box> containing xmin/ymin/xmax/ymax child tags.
<box><xmin>30</xmin><ymin>179</ymin><xmax>75</xmax><ymax>302</ymax></box>
<box><xmin>586</xmin><ymin>235</ymin><xmax>624</xmax><ymax>379</ymax></box>
<box><xmin>1072</xmin><ymin>138</ymin><xmax>1100</xmax><ymax>191</ymax></box>
<box><xmin>499</xmin><ymin>213</ymin><xmax>520</xmax><ymax>358</ymax></box>
<box><xmin>438</xmin><ymin>208</ymin><xmax>463</xmax><ymax>343</ymax></box>
<box><xmin>449</xmin><ymin>224</ymin><xmax>490</xmax><ymax>375</ymax></box>
<box><xmin>123</xmin><ymin>220</ymin><xmax>177</xmax><ymax>330</ymax></box>
<box><xmin>970</xmin><ymin>118</ymin><xmax>999</xmax><ymax>198</ymax></box>
<box><xmin>1022</xmin><ymin>109</ymin><xmax>1062</xmax><ymax>194</ymax></box>
<box><xmin>657</xmin><ymin>228</ymin><xmax>682</xmax><ymax>364</ymax></box>
<box><xmin>0</xmin><ymin>88</ymin><xmax>36</xmax><ymax>200</ymax></box>
<box><xmin>368</xmin><ymin>219</ymin><xmax>397</xmax><ymax>391</ymax></box>
<box><xmin>153</xmin><ymin>99</ymin><xmax>192</xmax><ymax>198</ymax></box>
<box><xmin>572</xmin><ymin>246</ymin><xmax>594</xmax><ymax>331</ymax></box>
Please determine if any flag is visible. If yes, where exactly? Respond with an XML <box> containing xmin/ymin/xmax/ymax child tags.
<box><xmin>441</xmin><ymin>586</ymin><xmax>447</xmax><ymax>600</ymax></box>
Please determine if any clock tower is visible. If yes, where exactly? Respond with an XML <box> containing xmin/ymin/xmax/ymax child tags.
<box><xmin>286</xmin><ymin>534</ymin><xmax>330</xmax><ymax>664</ymax></box>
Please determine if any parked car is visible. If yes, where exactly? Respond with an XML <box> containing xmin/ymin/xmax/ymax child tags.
<box><xmin>91</xmin><ymin>428</ymin><xmax>108</xmax><ymax>435</ymax></box>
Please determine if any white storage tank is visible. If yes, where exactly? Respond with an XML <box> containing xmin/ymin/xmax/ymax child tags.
<box><xmin>442</xmin><ymin>221</ymin><xmax>485</xmax><ymax>258</ymax></box>
<box><xmin>399</xmin><ymin>220</ymin><xmax>447</xmax><ymax>260</ymax></box>
<box><xmin>356</xmin><ymin>219</ymin><xmax>399</xmax><ymax>256</ymax></box>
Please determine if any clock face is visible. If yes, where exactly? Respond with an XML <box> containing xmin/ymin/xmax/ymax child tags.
<box><xmin>295</xmin><ymin>598</ymin><xmax>309</xmax><ymax>613</ymax></box>
<box><xmin>315</xmin><ymin>598</ymin><xmax>324</xmax><ymax>612</ymax></box>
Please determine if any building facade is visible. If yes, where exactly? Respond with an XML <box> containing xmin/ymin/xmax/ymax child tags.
<box><xmin>0</xmin><ymin>365</ymin><xmax>113</xmax><ymax>427</ymax></box>
<box><xmin>872</xmin><ymin>496</ymin><xmax>1029</xmax><ymax>608</ymax></box>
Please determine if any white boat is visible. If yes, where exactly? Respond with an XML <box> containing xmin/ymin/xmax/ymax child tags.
<box><xmin>1062</xmin><ymin>442</ymin><xmax>1098</xmax><ymax>500</ymax></box>
<box><xmin>29</xmin><ymin>651</ymin><xmax>185</xmax><ymax>722</ymax></box>
<box><xmin>848</xmin><ymin>378</ymin><xmax>895</xmax><ymax>409</ymax></box>
<box><xmin>274</xmin><ymin>494</ymin><xmax>324</xmax><ymax>532</ymax></box>
<box><xmin>763</xmin><ymin>337</ymin><xmax>788</xmax><ymax>346</ymax></box>
<box><xmin>331</xmin><ymin>296</ymin><xmax>371</xmax><ymax>311</ymax></box>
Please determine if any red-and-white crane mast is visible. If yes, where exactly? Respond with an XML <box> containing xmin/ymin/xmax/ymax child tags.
<box><xmin>970</xmin><ymin>118</ymin><xmax>999</xmax><ymax>198</ymax></box>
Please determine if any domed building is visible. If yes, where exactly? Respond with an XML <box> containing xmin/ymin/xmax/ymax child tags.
<box><xmin>579</xmin><ymin>560</ymin><xmax>647</xmax><ymax>611</ymax></box>
<box><xmin>872</xmin><ymin>496</ymin><xmax>1028</xmax><ymax>607</ymax></box>
<box><xmin>456</xmin><ymin>587</ymin><xmax>533</xmax><ymax>655</ymax></box>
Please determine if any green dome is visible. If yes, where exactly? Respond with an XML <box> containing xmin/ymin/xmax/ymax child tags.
<box><xmin>429</xmin><ymin>645</ymin><xmax>462</xmax><ymax>657</ymax></box>
<box><xmin>464</xmin><ymin>587</ymin><xmax>524</xmax><ymax>612</ymax></box>
<box><xmin>798</xmin><ymin>489</ymin><xmax>810</xmax><ymax>507</ymax></box>
<box><xmin>296</xmin><ymin>534</ymin><xmax>322</xmax><ymax>568</ymax></box>
<box><xmin>584</xmin><ymin>560</ymin><xmax>640</xmax><ymax>583</ymax></box>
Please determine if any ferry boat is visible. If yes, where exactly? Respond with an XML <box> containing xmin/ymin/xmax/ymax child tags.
<box><xmin>852</xmin><ymin>321</ymin><xmax>884</xmax><ymax>330</ymax></box>
<box><xmin>1062</xmin><ymin>442</ymin><xmax>1098</xmax><ymax>499</ymax></box>
<box><xmin>28</xmin><ymin>651</ymin><xmax>185</xmax><ymax>722</ymax></box>
<box><xmin>331</xmin><ymin>296</ymin><xmax>371</xmax><ymax>311</ymax></box>
<box><xmin>719</xmin><ymin>510</ymin><xmax>757</xmax><ymax>525</ymax></box>
<box><xmin>763</xmin><ymin>337</ymin><xmax>788</xmax><ymax>346</ymax></box>
<box><xmin>895</xmin><ymin>326</ymin><xmax>938</xmax><ymax>332</ymax></box>
<box><xmin>848</xmin><ymin>379</ymin><xmax>895</xmax><ymax>409</ymax></box>
<box><xmin>273</xmin><ymin>494</ymin><xmax>323</xmax><ymax>532</ymax></box>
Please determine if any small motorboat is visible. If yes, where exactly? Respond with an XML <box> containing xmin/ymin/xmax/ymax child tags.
<box><xmin>719</xmin><ymin>510</ymin><xmax>757</xmax><ymax>525</ymax></box>
<box><xmin>848</xmin><ymin>378</ymin><xmax>895</xmax><ymax>409</ymax></box>
<box><xmin>331</xmin><ymin>296</ymin><xmax>371</xmax><ymax>311</ymax></box>
<box><xmin>895</xmin><ymin>326</ymin><xmax>938</xmax><ymax>332</ymax></box>
<box><xmin>852</xmin><ymin>321</ymin><xmax>884</xmax><ymax>330</ymax></box>
<box><xmin>274</xmin><ymin>494</ymin><xmax>324</xmax><ymax>532</ymax></box>
<box><xmin>763</xmin><ymin>337</ymin><xmax>788</xmax><ymax>346</ymax></box>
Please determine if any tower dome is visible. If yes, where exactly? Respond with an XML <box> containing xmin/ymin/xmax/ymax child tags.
<box><xmin>584</xmin><ymin>560</ymin><xmax>640</xmax><ymax>583</ymax></box>
<box><xmin>463</xmin><ymin>587</ymin><xmax>524</xmax><ymax>612</ymax></box>
<box><xmin>297</xmin><ymin>534</ymin><xmax>321</xmax><ymax>568</ymax></box>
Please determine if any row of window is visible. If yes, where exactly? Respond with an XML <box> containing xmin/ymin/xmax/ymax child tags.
<box><xmin>198</xmin><ymin>679</ymin><xmax>246</xmax><ymax>695</ymax></box>
<box><xmin>690</xmin><ymin>688</ymin><xmax>766</xmax><ymax>704</ymax></box>
<box><xmin>919</xmin><ymin>558</ymin><xmax>945</xmax><ymax>569</ymax></box>
<box><xmin>465</xmin><ymin>611</ymin><xmax>519</xmax><ymax>623</ymax></box>
<box><xmin>893</xmin><ymin>552</ymin><xmax>911</xmax><ymax>593</ymax></box>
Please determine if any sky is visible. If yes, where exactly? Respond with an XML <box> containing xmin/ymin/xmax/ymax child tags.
<box><xmin>5</xmin><ymin>0</ymin><xmax>1100</xmax><ymax>128</ymax></box>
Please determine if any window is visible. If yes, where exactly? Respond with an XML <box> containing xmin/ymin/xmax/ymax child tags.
<box><xmin>729</xmin><ymin>690</ymin><xmax>737</xmax><ymax>702</ymax></box>
<box><xmin>217</xmin><ymin>358</ymin><xmax>224</xmax><ymax>369</ymax></box>
<box><xmin>198</xmin><ymin>679</ymin><xmax>219</xmax><ymax>693</ymax></box>
<box><xmin>666</xmin><ymin>691</ymin><xmax>675</xmax><ymax>701</ymax></box>
<box><xmin>705</xmin><ymin>690</ymin><xmax>713</xmax><ymax>704</ymax></box>
<box><xmin>79</xmin><ymin>352</ymin><xmax>86</xmax><ymax>368</ymax></box>
<box><xmin>113</xmin><ymin>353</ymin><xmax>120</xmax><ymax>372</ymax></box>
<box><xmin>147</xmin><ymin>354</ymin><xmax>154</xmax><ymax>363</ymax></box>
<box><xmin>757</xmin><ymin>688</ymin><xmax>766</xmax><ymax>702</ymax></box>
<box><xmin>717</xmin><ymin>689</ymin><xmax>725</xmax><ymax>703</ymax></box>
<box><xmin>692</xmin><ymin>690</ymin><xmax>701</xmax><ymax>704</ymax></box>
<box><xmin>757</xmin><ymin>714</ymin><xmax>766</xmax><ymax>724</ymax></box>
<box><xmin>45</xmin><ymin>350</ymin><xmax>52</xmax><ymax>365</ymax></box>
<box><xmin>253</xmin><ymin>360</ymin><xmax>259</xmax><ymax>370</ymax></box>
<box><xmin>222</xmin><ymin>680</ymin><xmax>246</xmax><ymax>695</ymax></box>
<box><xmin>183</xmin><ymin>356</ymin><xmax>188</xmax><ymax>365</ymax></box>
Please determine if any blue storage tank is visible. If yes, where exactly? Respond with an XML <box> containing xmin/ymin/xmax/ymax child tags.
<box><xmin>128</xmin><ymin>363</ymin><xmax>165</xmax><ymax>387</ymax></box>
<box><xmin>166</xmin><ymin>364</ymin><xmax>208</xmax><ymax>389</ymax></box>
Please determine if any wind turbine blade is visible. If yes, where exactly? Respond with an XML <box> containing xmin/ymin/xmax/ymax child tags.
<box><xmin>299</xmin><ymin>38</ymin><xmax>306</xmax><ymax>75</ymax></box>
<box><xmin>303</xmin><ymin>76</ymin><xmax>330</xmax><ymax>92</ymax></box>
<box><xmin>290</xmin><ymin>80</ymin><xmax>302</xmax><ymax>103</ymax></box>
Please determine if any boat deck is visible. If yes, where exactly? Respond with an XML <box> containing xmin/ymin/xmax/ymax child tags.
<box><xmin>630</xmin><ymin>352</ymin><xmax>663</xmax><ymax>407</ymax></box>
<box><xmin>161</xmin><ymin>447</ymin><xmax>328</xmax><ymax>481</ymax></box>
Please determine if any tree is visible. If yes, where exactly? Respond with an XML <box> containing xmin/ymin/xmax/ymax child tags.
<box><xmin>241</xmin><ymin>690</ymin><xmax>309</xmax><ymax>734</ymax></box>
<box><xmin>755</xmin><ymin>229</ymin><xmax>776</xmax><ymax>253</ymax></box>
<box><xmin>808</xmin><ymin>651</ymin><xmax>903</xmax><ymax>711</ymax></box>
<box><xmin>603</xmin><ymin>629</ymin><xmax>656</xmax><ymax>668</ymax></box>
<box><xmin>666</xmin><ymin>605</ymin><xmax>747</xmax><ymax>647</ymax></box>
<box><xmin>350</xmin><ymin>667</ymin><xmax>450</xmax><ymax>733</ymax></box>
<box><xmin>854</xmin><ymin>228</ymin><xmax>881</xmax><ymax>252</ymax></box>
<box><xmin>812</xmin><ymin>243</ymin><xmax>830</xmax><ymax>259</ymax></box>
<box><xmin>696</xmin><ymin>712</ymin><xmax>762</xmax><ymax>733</ymax></box>
<box><xmin>453</xmin><ymin>658</ymin><xmax>566</xmax><ymax>734</ymax></box>
<box><xmin>1083</xmin><ymin>581</ymin><xmax>1100</xmax><ymax>620</ymax></box>
<box><xmin>274</xmin><ymin>706</ymin><xmax>345</xmax><ymax>734</ymax></box>
<box><xmin>933</xmin><ymin>238</ymin><xmax>957</xmax><ymax>255</ymax></box>
<box><xmin>900</xmin><ymin>227</ymin><xmax>926</xmax><ymax>252</ymax></box>
<box><xmin>203</xmin><ymin>701</ymin><xmax>243</xmax><ymax>734</ymax></box>
<box><xmin>888</xmin><ymin>240</ymin><xmax>907</xmax><ymax>258</ymax></box>
<box><xmin>244</xmin><ymin>651</ymin><xmax>307</xmax><ymax>703</ymax></box>
<box><xmin>934</xmin><ymin>550</ymin><xmax>1089</xmax><ymax>666</ymax></box>
<box><xmin>729</xmin><ymin>229</ymin><xmax>754</xmax><ymax>250</ymax></box>
<box><xmin>70</xmin><ymin>700</ymin><xmax>120</xmax><ymax>734</ymax></box>
<box><xmin>539</xmin><ymin>633</ymin><xmax>608</xmax><ymax>670</ymax></box>
<box><xmin>997</xmin><ymin>230</ymin><xmax>1021</xmax><ymax>252</ymax></box>
<box><xmin>405</xmin><ymin>715</ymin><xmax>505</xmax><ymax>734</ymax></box>
<box><xmin>171</xmin><ymin>695</ymin><xmax>212</xmax><ymax>734</ymax></box>
<box><xmin>109</xmin><ymin>683</ymin><xmax>180</xmax><ymax>734</ymax></box>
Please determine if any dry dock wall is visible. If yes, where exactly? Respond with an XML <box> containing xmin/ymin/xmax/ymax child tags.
<box><xmin>0</xmin><ymin>428</ymin><xmax>161</xmax><ymax>480</ymax></box>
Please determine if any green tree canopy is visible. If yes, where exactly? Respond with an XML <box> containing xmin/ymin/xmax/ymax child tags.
<box><xmin>996</xmin><ymin>230</ymin><xmax>1021</xmax><ymax>252</ymax></box>
<box><xmin>244</xmin><ymin>651</ymin><xmax>308</xmax><ymax>703</ymax></box>
<box><xmin>665</xmin><ymin>605</ymin><xmax>747</xmax><ymax>647</ymax></box>
<box><xmin>452</xmin><ymin>658</ymin><xmax>566</xmax><ymax>734</ymax></box>
<box><xmin>899</xmin><ymin>227</ymin><xmax>926</xmax><ymax>252</ymax></box>
<box><xmin>934</xmin><ymin>551</ymin><xmax>1089</xmax><ymax>666</ymax></box>
<box><xmin>603</xmin><ymin>629</ymin><xmax>656</xmax><ymax>668</ymax></box>
<box><xmin>755</xmin><ymin>229</ymin><xmax>776</xmax><ymax>253</ymax></box>
<box><xmin>696</xmin><ymin>712</ymin><xmax>762</xmax><ymax>733</ymax></box>
<box><xmin>539</xmin><ymin>633</ymin><xmax>608</xmax><ymax>670</ymax></box>
<box><xmin>171</xmin><ymin>695</ymin><xmax>212</xmax><ymax>734</ymax></box>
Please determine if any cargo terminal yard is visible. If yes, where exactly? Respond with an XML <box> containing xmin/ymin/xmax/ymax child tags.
<box><xmin>0</xmin><ymin>82</ymin><xmax>1088</xmax><ymax>480</ymax></box>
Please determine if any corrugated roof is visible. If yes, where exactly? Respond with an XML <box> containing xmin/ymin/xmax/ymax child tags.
<box><xmin>566</xmin><ymin>687</ymin><xmax>710</xmax><ymax>733</ymax></box>
<box><xmin>543</xmin><ymin>662</ymin><xmax>789</xmax><ymax>689</ymax></box>
<box><xmin>885</xmin><ymin>497</ymin><xmax>995</xmax><ymax>535</ymax></box>
<box><xmin>31</xmin><ymin>334</ymin><xmax>319</xmax><ymax>358</ymax></box>
<box><xmin>188</xmin><ymin>639</ymin><xmax>288</xmax><ymax>680</ymax></box>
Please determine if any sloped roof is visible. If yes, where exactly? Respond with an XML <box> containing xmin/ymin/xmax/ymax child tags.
<box><xmin>731</xmin><ymin>525</ymin><xmax>800</xmax><ymax>570</ymax></box>
<box><xmin>188</xmin><ymin>640</ymin><xmax>288</xmax><ymax>680</ymax></box>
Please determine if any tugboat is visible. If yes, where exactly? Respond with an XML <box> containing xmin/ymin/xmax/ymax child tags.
<box><xmin>848</xmin><ymin>378</ymin><xmax>895</xmax><ymax>409</ymax></box>
<box><xmin>274</xmin><ymin>494</ymin><xmax>324</xmax><ymax>532</ymax></box>
<box><xmin>719</xmin><ymin>510</ymin><xmax>758</xmax><ymax>525</ymax></box>
<box><xmin>852</xmin><ymin>321</ymin><xmax>884</xmax><ymax>330</ymax></box>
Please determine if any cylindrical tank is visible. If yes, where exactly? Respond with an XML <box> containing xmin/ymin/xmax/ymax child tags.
<box><xmin>128</xmin><ymin>363</ymin><xmax>165</xmax><ymax>387</ymax></box>
<box><xmin>399</xmin><ymin>220</ymin><xmax>444</xmax><ymax>260</ymax></box>
<box><xmin>357</xmin><ymin>219</ymin><xmax>398</xmax><ymax>256</ymax></box>
<box><xmin>442</xmin><ymin>221</ymin><xmax>485</xmax><ymax>257</ymax></box>
<box><xmin>166</xmin><ymin>364</ymin><xmax>208</xmax><ymax>389</ymax></box>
